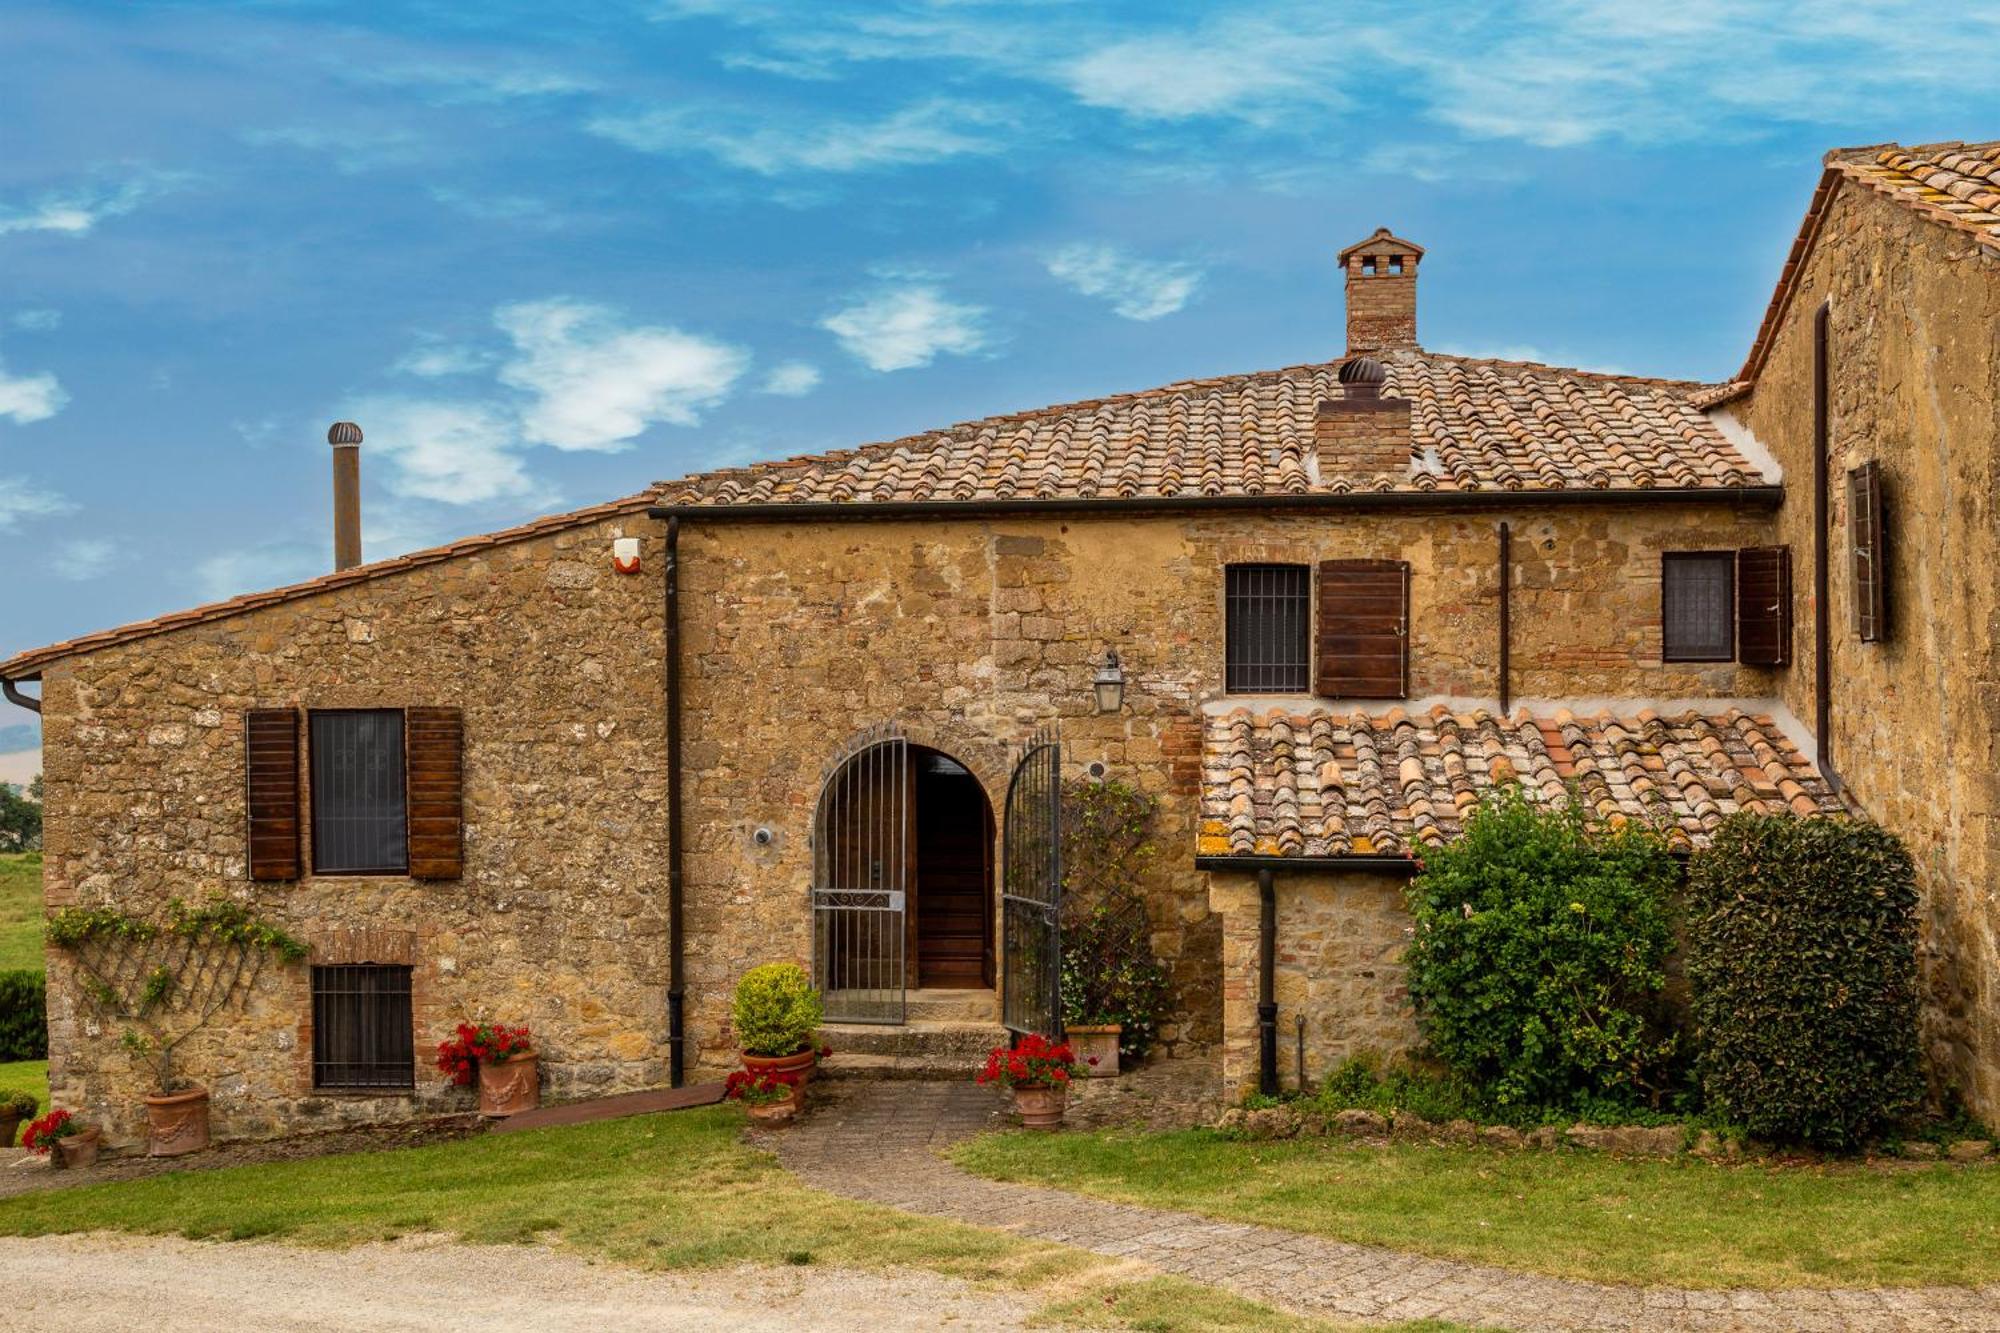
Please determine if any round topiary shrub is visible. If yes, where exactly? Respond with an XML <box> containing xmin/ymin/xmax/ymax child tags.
<box><xmin>1686</xmin><ymin>813</ymin><xmax>1921</xmax><ymax>1148</ymax></box>
<box><xmin>731</xmin><ymin>962</ymin><xmax>824</xmax><ymax>1057</ymax></box>
<box><xmin>1403</xmin><ymin>790</ymin><xmax>1680</xmax><ymax>1118</ymax></box>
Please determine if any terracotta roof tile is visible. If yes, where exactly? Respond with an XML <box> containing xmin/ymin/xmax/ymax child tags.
<box><xmin>1198</xmin><ymin>703</ymin><xmax>1843</xmax><ymax>860</ymax></box>
<box><xmin>653</xmin><ymin>351</ymin><xmax>1763</xmax><ymax>508</ymax></box>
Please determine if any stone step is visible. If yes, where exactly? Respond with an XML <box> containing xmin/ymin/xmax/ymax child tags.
<box><xmin>903</xmin><ymin>988</ymin><xmax>1001</xmax><ymax>1024</ymax></box>
<box><xmin>819</xmin><ymin>1020</ymin><xmax>1007</xmax><ymax>1062</ymax></box>
<box><xmin>817</xmin><ymin>1051</ymin><xmax>990</xmax><ymax>1081</ymax></box>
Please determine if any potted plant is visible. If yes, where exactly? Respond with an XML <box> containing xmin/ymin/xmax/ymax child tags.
<box><xmin>24</xmin><ymin>1108</ymin><xmax>100</xmax><ymax>1169</ymax></box>
<box><xmin>725</xmin><ymin>1068</ymin><xmax>802</xmax><ymax>1125</ymax></box>
<box><xmin>1059</xmin><ymin>779</ymin><xmax>1174</xmax><ymax>1077</ymax></box>
<box><xmin>733</xmin><ymin>963</ymin><xmax>825</xmax><ymax>1083</ymax></box>
<box><xmin>0</xmin><ymin>1089</ymin><xmax>37</xmax><ymax>1148</ymax></box>
<box><xmin>437</xmin><ymin>1022</ymin><xmax>540</xmax><ymax>1117</ymax></box>
<box><xmin>976</xmin><ymin>1033</ymin><xmax>1089</xmax><ymax>1130</ymax></box>
<box><xmin>47</xmin><ymin>897</ymin><xmax>308</xmax><ymax>1157</ymax></box>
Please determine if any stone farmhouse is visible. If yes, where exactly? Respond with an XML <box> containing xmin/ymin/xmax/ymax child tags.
<box><xmin>5</xmin><ymin>140</ymin><xmax>1996</xmax><ymax>1146</ymax></box>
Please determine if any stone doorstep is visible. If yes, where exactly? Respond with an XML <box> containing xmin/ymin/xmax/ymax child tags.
<box><xmin>900</xmin><ymin>988</ymin><xmax>1002</xmax><ymax>1024</ymax></box>
<box><xmin>819</xmin><ymin>1020</ymin><xmax>1009</xmax><ymax>1080</ymax></box>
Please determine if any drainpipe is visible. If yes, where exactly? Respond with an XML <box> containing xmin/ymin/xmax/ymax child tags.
<box><xmin>1497</xmin><ymin>521</ymin><xmax>1512</xmax><ymax>716</ymax></box>
<box><xmin>1258</xmin><ymin>867</ymin><xmax>1278</xmax><ymax>1097</ymax></box>
<box><xmin>1</xmin><ymin>679</ymin><xmax>39</xmax><ymax>715</ymax></box>
<box><xmin>664</xmin><ymin>515</ymin><xmax>686</xmax><ymax>1088</ymax></box>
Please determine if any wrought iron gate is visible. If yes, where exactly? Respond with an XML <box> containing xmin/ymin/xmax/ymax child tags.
<box><xmin>812</xmin><ymin>724</ymin><xmax>908</xmax><ymax>1024</ymax></box>
<box><xmin>1001</xmin><ymin>726</ymin><xmax>1063</xmax><ymax>1038</ymax></box>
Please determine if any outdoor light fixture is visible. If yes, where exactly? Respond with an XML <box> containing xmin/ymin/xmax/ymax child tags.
<box><xmin>612</xmin><ymin>536</ymin><xmax>642</xmax><ymax>575</ymax></box>
<box><xmin>1092</xmin><ymin>648</ymin><xmax>1126</xmax><ymax>714</ymax></box>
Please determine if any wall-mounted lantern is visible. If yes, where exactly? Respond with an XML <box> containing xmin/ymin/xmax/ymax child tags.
<box><xmin>612</xmin><ymin>536</ymin><xmax>642</xmax><ymax>575</ymax></box>
<box><xmin>1092</xmin><ymin>648</ymin><xmax>1126</xmax><ymax>714</ymax></box>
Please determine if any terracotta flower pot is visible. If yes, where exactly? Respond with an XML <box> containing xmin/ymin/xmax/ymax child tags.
<box><xmin>477</xmin><ymin>1051</ymin><xmax>541</xmax><ymax>1117</ymax></box>
<box><xmin>144</xmin><ymin>1086</ymin><xmax>211</xmax><ymax>1157</ymax></box>
<box><xmin>0</xmin><ymin>1112</ymin><xmax>21</xmax><ymax>1150</ymax></box>
<box><xmin>1067</xmin><ymin>1025</ymin><xmax>1122</xmax><ymax>1078</ymax></box>
<box><xmin>53</xmin><ymin>1127</ymin><xmax>101</xmax><ymax>1170</ymax></box>
<box><xmin>747</xmin><ymin>1099</ymin><xmax>798</xmax><ymax>1127</ymax></box>
<box><xmin>1013</xmin><ymin>1083</ymin><xmax>1068</xmax><ymax>1131</ymax></box>
<box><xmin>741</xmin><ymin>1047</ymin><xmax>817</xmax><ymax>1085</ymax></box>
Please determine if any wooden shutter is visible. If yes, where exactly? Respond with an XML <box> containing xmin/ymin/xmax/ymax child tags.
<box><xmin>1736</xmin><ymin>546</ymin><xmax>1793</xmax><ymax>666</ymax></box>
<box><xmin>404</xmin><ymin>707</ymin><xmax>464</xmax><ymax>879</ymax></box>
<box><xmin>1315</xmin><ymin>559</ymin><xmax>1409</xmax><ymax>698</ymax></box>
<box><xmin>1849</xmin><ymin>462</ymin><xmax>1887</xmax><ymax>642</ymax></box>
<box><xmin>245</xmin><ymin>709</ymin><xmax>301</xmax><ymax>881</ymax></box>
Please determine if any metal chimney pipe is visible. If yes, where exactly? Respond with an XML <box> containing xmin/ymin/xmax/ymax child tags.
<box><xmin>328</xmin><ymin>421</ymin><xmax>363</xmax><ymax>571</ymax></box>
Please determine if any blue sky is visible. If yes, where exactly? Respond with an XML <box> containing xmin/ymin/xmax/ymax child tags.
<box><xmin>3</xmin><ymin>0</ymin><xmax>1996</xmax><ymax>741</ymax></box>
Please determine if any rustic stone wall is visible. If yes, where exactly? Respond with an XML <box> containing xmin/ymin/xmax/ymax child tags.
<box><xmin>39</xmin><ymin>490</ymin><xmax>1788</xmax><ymax>1143</ymax></box>
<box><xmin>1735</xmin><ymin>182</ymin><xmax>2000</xmax><ymax>1118</ymax></box>
<box><xmin>1208</xmin><ymin>870</ymin><xmax>1419</xmax><ymax>1097</ymax></box>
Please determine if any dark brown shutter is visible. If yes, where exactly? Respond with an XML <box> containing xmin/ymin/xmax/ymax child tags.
<box><xmin>1736</xmin><ymin>546</ymin><xmax>1793</xmax><ymax>666</ymax></box>
<box><xmin>1315</xmin><ymin>559</ymin><xmax>1409</xmax><ymax>698</ymax></box>
<box><xmin>1849</xmin><ymin>462</ymin><xmax>1887</xmax><ymax>642</ymax></box>
<box><xmin>245</xmin><ymin>709</ymin><xmax>301</xmax><ymax>881</ymax></box>
<box><xmin>404</xmin><ymin>707</ymin><xmax>464</xmax><ymax>879</ymax></box>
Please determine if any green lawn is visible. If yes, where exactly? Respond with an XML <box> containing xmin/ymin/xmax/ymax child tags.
<box><xmin>955</xmin><ymin>1128</ymin><xmax>2000</xmax><ymax>1291</ymax></box>
<box><xmin>0</xmin><ymin>1058</ymin><xmax>46</xmax><ymax>1115</ymax></box>
<box><xmin>0</xmin><ymin>1105</ymin><xmax>1466</xmax><ymax>1333</ymax></box>
<box><xmin>0</xmin><ymin>852</ymin><xmax>41</xmax><ymax>972</ymax></box>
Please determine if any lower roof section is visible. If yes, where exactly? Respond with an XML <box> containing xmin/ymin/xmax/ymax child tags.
<box><xmin>1199</xmin><ymin>702</ymin><xmax>1843</xmax><ymax>862</ymax></box>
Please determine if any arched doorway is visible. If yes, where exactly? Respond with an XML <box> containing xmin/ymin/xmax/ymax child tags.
<box><xmin>813</xmin><ymin>730</ymin><xmax>995</xmax><ymax>1023</ymax></box>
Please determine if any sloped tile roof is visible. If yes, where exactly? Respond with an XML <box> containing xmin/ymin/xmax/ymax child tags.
<box><xmin>652</xmin><ymin>350</ymin><xmax>1765</xmax><ymax>507</ymax></box>
<box><xmin>0</xmin><ymin>491</ymin><xmax>657</xmax><ymax>679</ymax></box>
<box><xmin>1737</xmin><ymin>140</ymin><xmax>2000</xmax><ymax>384</ymax></box>
<box><xmin>1199</xmin><ymin>704</ymin><xmax>1843</xmax><ymax>860</ymax></box>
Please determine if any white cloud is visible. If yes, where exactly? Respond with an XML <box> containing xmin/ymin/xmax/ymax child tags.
<box><xmin>339</xmin><ymin>397</ymin><xmax>543</xmax><ymax>505</ymax></box>
<box><xmin>588</xmin><ymin>99</ymin><xmax>1007</xmax><ymax>174</ymax></box>
<box><xmin>10</xmin><ymin>310</ymin><xmax>59</xmax><ymax>333</ymax></box>
<box><xmin>497</xmin><ymin>299</ymin><xmax>750</xmax><ymax>450</ymax></box>
<box><xmin>394</xmin><ymin>341</ymin><xmax>493</xmax><ymax>379</ymax></box>
<box><xmin>241</xmin><ymin>125</ymin><xmax>425</xmax><ymax>174</ymax></box>
<box><xmin>760</xmin><ymin>361</ymin><xmax>822</xmax><ymax>396</ymax></box>
<box><xmin>50</xmin><ymin>538</ymin><xmax>116</xmax><ymax>581</ymax></box>
<box><xmin>1060</xmin><ymin>18</ymin><xmax>1346</xmax><ymax>123</ymax></box>
<box><xmin>0</xmin><ymin>171</ymin><xmax>181</xmax><ymax>239</ymax></box>
<box><xmin>0</xmin><ymin>478</ymin><xmax>73</xmax><ymax>531</ymax></box>
<box><xmin>193</xmin><ymin>543</ymin><xmax>325</xmax><ymax>603</ymax></box>
<box><xmin>346</xmin><ymin>61</ymin><xmax>596</xmax><ymax>106</ymax></box>
<box><xmin>0</xmin><ymin>357</ymin><xmax>66</xmax><ymax>424</ymax></box>
<box><xmin>1045</xmin><ymin>244</ymin><xmax>1203</xmax><ymax>321</ymax></box>
<box><xmin>821</xmin><ymin>285</ymin><xmax>991</xmax><ymax>373</ymax></box>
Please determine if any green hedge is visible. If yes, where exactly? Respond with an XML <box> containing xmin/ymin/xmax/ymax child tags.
<box><xmin>0</xmin><ymin>970</ymin><xmax>45</xmax><ymax>1062</ymax></box>
<box><xmin>1686</xmin><ymin>814</ymin><xmax>1922</xmax><ymax>1148</ymax></box>
<box><xmin>1403</xmin><ymin>791</ymin><xmax>1680</xmax><ymax>1118</ymax></box>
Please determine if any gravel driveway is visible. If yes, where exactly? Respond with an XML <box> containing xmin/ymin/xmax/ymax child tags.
<box><xmin>0</xmin><ymin>1233</ymin><xmax>1059</xmax><ymax>1332</ymax></box>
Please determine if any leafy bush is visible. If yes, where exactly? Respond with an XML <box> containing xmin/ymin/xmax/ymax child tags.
<box><xmin>0</xmin><ymin>969</ymin><xmax>44</xmax><ymax>1061</ymax></box>
<box><xmin>731</xmin><ymin>962</ymin><xmax>823</xmax><ymax>1057</ymax></box>
<box><xmin>1309</xmin><ymin>1053</ymin><xmax>1489</xmax><ymax>1124</ymax></box>
<box><xmin>1686</xmin><ymin>814</ymin><xmax>1921</xmax><ymax>1148</ymax></box>
<box><xmin>1060</xmin><ymin>778</ymin><xmax>1173</xmax><ymax>1059</ymax></box>
<box><xmin>1403</xmin><ymin>791</ymin><xmax>1680</xmax><ymax>1116</ymax></box>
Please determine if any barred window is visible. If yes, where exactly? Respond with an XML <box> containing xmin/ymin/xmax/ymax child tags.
<box><xmin>310</xmin><ymin>710</ymin><xmax>408</xmax><ymax>875</ymax></box>
<box><xmin>311</xmin><ymin>964</ymin><xmax>414</xmax><ymax>1091</ymax></box>
<box><xmin>1662</xmin><ymin>553</ymin><xmax>1736</xmax><ymax>662</ymax></box>
<box><xmin>1225</xmin><ymin>564</ymin><xmax>1311</xmax><ymax>692</ymax></box>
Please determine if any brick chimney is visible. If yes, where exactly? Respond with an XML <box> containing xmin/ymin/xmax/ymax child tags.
<box><xmin>1315</xmin><ymin>356</ymin><xmax>1411</xmax><ymax>484</ymax></box>
<box><xmin>1339</xmin><ymin>227</ymin><xmax>1423</xmax><ymax>355</ymax></box>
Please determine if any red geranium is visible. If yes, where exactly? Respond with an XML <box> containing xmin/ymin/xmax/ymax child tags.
<box><xmin>22</xmin><ymin>1108</ymin><xmax>77</xmax><ymax>1154</ymax></box>
<box><xmin>976</xmin><ymin>1032</ymin><xmax>1088</xmax><ymax>1089</ymax></box>
<box><xmin>724</xmin><ymin>1068</ymin><xmax>799</xmax><ymax>1106</ymax></box>
<box><xmin>435</xmin><ymin>1021</ymin><xmax>534</xmax><ymax>1086</ymax></box>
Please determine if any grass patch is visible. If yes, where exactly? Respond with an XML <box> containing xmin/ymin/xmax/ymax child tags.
<box><xmin>955</xmin><ymin>1128</ymin><xmax>2000</xmax><ymax>1291</ymax></box>
<box><xmin>1033</xmin><ymin>1276</ymin><xmax>1483</xmax><ymax>1331</ymax></box>
<box><xmin>0</xmin><ymin>853</ymin><xmax>41</xmax><ymax>973</ymax></box>
<box><xmin>0</xmin><ymin>1058</ymin><xmax>46</xmax><ymax>1114</ymax></box>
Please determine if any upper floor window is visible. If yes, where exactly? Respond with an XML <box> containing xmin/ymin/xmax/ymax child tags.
<box><xmin>1661</xmin><ymin>553</ymin><xmax>1736</xmax><ymax>662</ymax></box>
<box><xmin>310</xmin><ymin>709</ymin><xmax>409</xmax><ymax>875</ymax></box>
<box><xmin>1225</xmin><ymin>564</ymin><xmax>1311</xmax><ymax>692</ymax></box>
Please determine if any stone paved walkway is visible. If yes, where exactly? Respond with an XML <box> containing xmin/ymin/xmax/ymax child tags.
<box><xmin>776</xmin><ymin>1081</ymin><xmax>2000</xmax><ymax>1332</ymax></box>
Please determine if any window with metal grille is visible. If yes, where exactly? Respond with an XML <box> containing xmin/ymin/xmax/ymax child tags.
<box><xmin>311</xmin><ymin>964</ymin><xmax>414</xmax><ymax>1090</ymax></box>
<box><xmin>1661</xmin><ymin>552</ymin><xmax>1736</xmax><ymax>662</ymax></box>
<box><xmin>310</xmin><ymin>710</ymin><xmax>408</xmax><ymax>875</ymax></box>
<box><xmin>1225</xmin><ymin>564</ymin><xmax>1311</xmax><ymax>692</ymax></box>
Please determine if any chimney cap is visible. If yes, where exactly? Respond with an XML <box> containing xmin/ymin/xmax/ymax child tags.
<box><xmin>328</xmin><ymin>421</ymin><xmax>363</xmax><ymax>446</ymax></box>
<box><xmin>1337</xmin><ymin>227</ymin><xmax>1425</xmax><ymax>265</ymax></box>
<box><xmin>1338</xmin><ymin>356</ymin><xmax>1387</xmax><ymax>386</ymax></box>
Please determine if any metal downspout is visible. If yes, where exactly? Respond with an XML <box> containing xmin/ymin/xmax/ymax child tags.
<box><xmin>1</xmin><ymin>679</ymin><xmax>39</xmax><ymax>714</ymax></box>
<box><xmin>664</xmin><ymin>515</ymin><xmax>686</xmax><ymax>1088</ymax></box>
<box><xmin>1258</xmin><ymin>867</ymin><xmax>1278</xmax><ymax>1097</ymax></box>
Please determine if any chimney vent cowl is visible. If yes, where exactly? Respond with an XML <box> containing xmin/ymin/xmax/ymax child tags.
<box><xmin>328</xmin><ymin>421</ymin><xmax>363</xmax><ymax>446</ymax></box>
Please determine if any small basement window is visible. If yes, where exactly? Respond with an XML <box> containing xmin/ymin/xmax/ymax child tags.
<box><xmin>1661</xmin><ymin>552</ymin><xmax>1736</xmax><ymax>662</ymax></box>
<box><xmin>311</xmin><ymin>964</ymin><xmax>414</xmax><ymax>1091</ymax></box>
<box><xmin>310</xmin><ymin>709</ymin><xmax>408</xmax><ymax>875</ymax></box>
<box><xmin>1225</xmin><ymin>564</ymin><xmax>1311</xmax><ymax>692</ymax></box>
